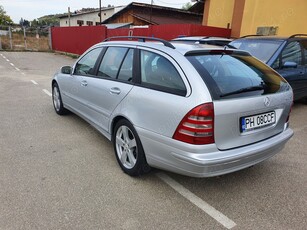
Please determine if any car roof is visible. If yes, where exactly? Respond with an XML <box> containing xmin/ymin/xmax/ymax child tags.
<box><xmin>96</xmin><ymin>40</ymin><xmax>248</xmax><ymax>56</ymax></box>
<box><xmin>233</xmin><ymin>35</ymin><xmax>307</xmax><ymax>42</ymax></box>
<box><xmin>233</xmin><ymin>36</ymin><xmax>287</xmax><ymax>41</ymax></box>
<box><xmin>171</xmin><ymin>42</ymin><xmax>234</xmax><ymax>54</ymax></box>
<box><xmin>172</xmin><ymin>36</ymin><xmax>232</xmax><ymax>41</ymax></box>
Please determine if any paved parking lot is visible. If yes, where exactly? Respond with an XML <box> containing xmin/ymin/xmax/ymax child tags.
<box><xmin>0</xmin><ymin>51</ymin><xmax>306</xmax><ymax>230</ymax></box>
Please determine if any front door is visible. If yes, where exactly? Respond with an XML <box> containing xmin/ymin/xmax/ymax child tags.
<box><xmin>277</xmin><ymin>41</ymin><xmax>307</xmax><ymax>100</ymax></box>
<box><xmin>72</xmin><ymin>47</ymin><xmax>104</xmax><ymax>116</ymax></box>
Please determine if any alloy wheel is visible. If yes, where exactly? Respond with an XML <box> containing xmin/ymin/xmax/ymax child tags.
<box><xmin>115</xmin><ymin>125</ymin><xmax>138</xmax><ymax>169</ymax></box>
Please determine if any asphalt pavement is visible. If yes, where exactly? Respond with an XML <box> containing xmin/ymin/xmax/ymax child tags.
<box><xmin>0</xmin><ymin>51</ymin><xmax>306</xmax><ymax>230</ymax></box>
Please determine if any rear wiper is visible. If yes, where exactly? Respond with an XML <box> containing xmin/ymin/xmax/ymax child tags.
<box><xmin>220</xmin><ymin>85</ymin><xmax>264</xmax><ymax>98</ymax></box>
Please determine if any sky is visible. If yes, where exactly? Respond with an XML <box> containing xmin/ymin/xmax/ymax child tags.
<box><xmin>0</xmin><ymin>0</ymin><xmax>191</xmax><ymax>23</ymax></box>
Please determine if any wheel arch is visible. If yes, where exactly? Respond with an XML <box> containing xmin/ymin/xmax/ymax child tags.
<box><xmin>51</xmin><ymin>79</ymin><xmax>58</xmax><ymax>87</ymax></box>
<box><xmin>111</xmin><ymin>115</ymin><xmax>134</xmax><ymax>140</ymax></box>
<box><xmin>111</xmin><ymin>115</ymin><xmax>151</xmax><ymax>175</ymax></box>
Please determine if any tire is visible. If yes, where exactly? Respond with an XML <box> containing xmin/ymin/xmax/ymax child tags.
<box><xmin>52</xmin><ymin>82</ymin><xmax>68</xmax><ymax>115</ymax></box>
<box><xmin>113</xmin><ymin>119</ymin><xmax>151</xmax><ymax>176</ymax></box>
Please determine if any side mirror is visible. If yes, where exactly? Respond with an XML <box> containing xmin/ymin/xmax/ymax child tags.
<box><xmin>61</xmin><ymin>66</ymin><xmax>72</xmax><ymax>74</ymax></box>
<box><xmin>282</xmin><ymin>61</ymin><xmax>297</xmax><ymax>69</ymax></box>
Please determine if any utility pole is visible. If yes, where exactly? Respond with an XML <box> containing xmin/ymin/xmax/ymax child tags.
<box><xmin>23</xmin><ymin>26</ymin><xmax>27</xmax><ymax>50</ymax></box>
<box><xmin>150</xmin><ymin>0</ymin><xmax>153</xmax><ymax>24</ymax></box>
<box><xmin>99</xmin><ymin>0</ymin><xmax>102</xmax><ymax>25</ymax></box>
<box><xmin>68</xmin><ymin>7</ymin><xmax>71</xmax><ymax>27</ymax></box>
<box><xmin>9</xmin><ymin>26</ymin><xmax>12</xmax><ymax>50</ymax></box>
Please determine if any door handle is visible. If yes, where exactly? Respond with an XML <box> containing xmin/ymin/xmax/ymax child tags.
<box><xmin>81</xmin><ymin>80</ymin><xmax>88</xmax><ymax>86</ymax></box>
<box><xmin>110</xmin><ymin>87</ymin><xmax>121</xmax><ymax>95</ymax></box>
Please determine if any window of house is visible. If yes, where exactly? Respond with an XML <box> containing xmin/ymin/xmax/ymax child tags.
<box><xmin>86</xmin><ymin>21</ymin><xmax>93</xmax><ymax>26</ymax></box>
<box><xmin>77</xmin><ymin>20</ymin><xmax>84</xmax><ymax>26</ymax></box>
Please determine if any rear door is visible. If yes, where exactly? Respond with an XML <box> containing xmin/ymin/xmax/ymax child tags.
<box><xmin>187</xmin><ymin>52</ymin><xmax>292</xmax><ymax>150</ymax></box>
<box><xmin>79</xmin><ymin>46</ymin><xmax>135</xmax><ymax>132</ymax></box>
<box><xmin>123</xmin><ymin>48</ymin><xmax>190</xmax><ymax>138</ymax></box>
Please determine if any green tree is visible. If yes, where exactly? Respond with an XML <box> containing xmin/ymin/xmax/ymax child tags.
<box><xmin>0</xmin><ymin>5</ymin><xmax>13</xmax><ymax>25</ymax></box>
<box><xmin>31</xmin><ymin>14</ymin><xmax>60</xmax><ymax>27</ymax></box>
<box><xmin>31</xmin><ymin>19</ymin><xmax>38</xmax><ymax>27</ymax></box>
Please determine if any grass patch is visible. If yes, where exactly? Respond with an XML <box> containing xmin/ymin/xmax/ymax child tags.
<box><xmin>0</xmin><ymin>33</ymin><xmax>50</xmax><ymax>51</ymax></box>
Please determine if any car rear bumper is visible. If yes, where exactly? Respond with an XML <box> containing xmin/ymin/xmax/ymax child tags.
<box><xmin>137</xmin><ymin>127</ymin><xmax>294</xmax><ymax>177</ymax></box>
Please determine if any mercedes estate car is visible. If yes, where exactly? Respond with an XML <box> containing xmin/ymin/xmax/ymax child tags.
<box><xmin>52</xmin><ymin>36</ymin><xmax>293</xmax><ymax>177</ymax></box>
<box><xmin>230</xmin><ymin>34</ymin><xmax>307</xmax><ymax>101</ymax></box>
<box><xmin>172</xmin><ymin>36</ymin><xmax>233</xmax><ymax>47</ymax></box>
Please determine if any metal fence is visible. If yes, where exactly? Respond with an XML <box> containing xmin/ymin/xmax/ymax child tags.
<box><xmin>0</xmin><ymin>26</ymin><xmax>52</xmax><ymax>51</ymax></box>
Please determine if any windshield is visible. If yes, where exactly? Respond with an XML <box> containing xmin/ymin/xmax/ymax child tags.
<box><xmin>230</xmin><ymin>40</ymin><xmax>283</xmax><ymax>63</ymax></box>
<box><xmin>186</xmin><ymin>53</ymin><xmax>289</xmax><ymax>100</ymax></box>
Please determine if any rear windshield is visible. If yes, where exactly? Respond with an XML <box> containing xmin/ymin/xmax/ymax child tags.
<box><xmin>187</xmin><ymin>53</ymin><xmax>289</xmax><ymax>100</ymax></box>
<box><xmin>230</xmin><ymin>40</ymin><xmax>282</xmax><ymax>63</ymax></box>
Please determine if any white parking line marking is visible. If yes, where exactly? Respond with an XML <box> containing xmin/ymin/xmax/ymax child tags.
<box><xmin>15</xmin><ymin>67</ymin><xmax>20</xmax><ymax>71</ymax></box>
<box><xmin>156</xmin><ymin>173</ymin><xmax>237</xmax><ymax>229</ymax></box>
<box><xmin>42</xmin><ymin>89</ymin><xmax>52</xmax><ymax>97</ymax></box>
<box><xmin>10</xmin><ymin>63</ymin><xmax>14</xmax><ymax>66</ymax></box>
<box><xmin>6</xmin><ymin>59</ymin><xmax>10</xmax><ymax>62</ymax></box>
<box><xmin>31</xmin><ymin>80</ymin><xmax>38</xmax><ymax>85</ymax></box>
<box><xmin>21</xmin><ymin>72</ymin><xmax>26</xmax><ymax>76</ymax></box>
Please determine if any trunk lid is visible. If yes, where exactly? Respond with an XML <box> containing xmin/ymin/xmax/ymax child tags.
<box><xmin>214</xmin><ymin>92</ymin><xmax>292</xmax><ymax>150</ymax></box>
<box><xmin>185</xmin><ymin>49</ymin><xmax>293</xmax><ymax>149</ymax></box>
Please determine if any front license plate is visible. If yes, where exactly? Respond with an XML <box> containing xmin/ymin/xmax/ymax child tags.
<box><xmin>241</xmin><ymin>111</ymin><xmax>276</xmax><ymax>133</ymax></box>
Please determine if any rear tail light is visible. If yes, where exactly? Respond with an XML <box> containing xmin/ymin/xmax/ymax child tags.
<box><xmin>173</xmin><ymin>103</ymin><xmax>214</xmax><ymax>145</ymax></box>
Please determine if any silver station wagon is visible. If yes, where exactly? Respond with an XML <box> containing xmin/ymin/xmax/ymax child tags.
<box><xmin>52</xmin><ymin>36</ymin><xmax>293</xmax><ymax>177</ymax></box>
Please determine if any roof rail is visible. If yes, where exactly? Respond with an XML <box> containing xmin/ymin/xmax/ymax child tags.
<box><xmin>240</xmin><ymin>34</ymin><xmax>265</xmax><ymax>38</ymax></box>
<box><xmin>103</xmin><ymin>36</ymin><xmax>175</xmax><ymax>49</ymax></box>
<box><xmin>289</xmin><ymin>34</ymin><xmax>307</xmax><ymax>38</ymax></box>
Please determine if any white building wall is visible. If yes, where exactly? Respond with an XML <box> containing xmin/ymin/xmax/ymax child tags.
<box><xmin>59</xmin><ymin>7</ymin><xmax>124</xmax><ymax>27</ymax></box>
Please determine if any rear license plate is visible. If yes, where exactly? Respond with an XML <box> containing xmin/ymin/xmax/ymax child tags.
<box><xmin>241</xmin><ymin>111</ymin><xmax>276</xmax><ymax>133</ymax></box>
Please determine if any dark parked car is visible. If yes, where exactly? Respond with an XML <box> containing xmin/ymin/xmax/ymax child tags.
<box><xmin>230</xmin><ymin>34</ymin><xmax>307</xmax><ymax>101</ymax></box>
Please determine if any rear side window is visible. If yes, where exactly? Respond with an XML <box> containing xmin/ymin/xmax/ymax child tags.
<box><xmin>140</xmin><ymin>50</ymin><xmax>186</xmax><ymax>96</ymax></box>
<box><xmin>118</xmin><ymin>49</ymin><xmax>134</xmax><ymax>82</ymax></box>
<box><xmin>74</xmin><ymin>48</ymin><xmax>103</xmax><ymax>76</ymax></box>
<box><xmin>281</xmin><ymin>41</ymin><xmax>302</xmax><ymax>65</ymax></box>
<box><xmin>187</xmin><ymin>53</ymin><xmax>289</xmax><ymax>100</ymax></box>
<box><xmin>98</xmin><ymin>47</ymin><xmax>128</xmax><ymax>79</ymax></box>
